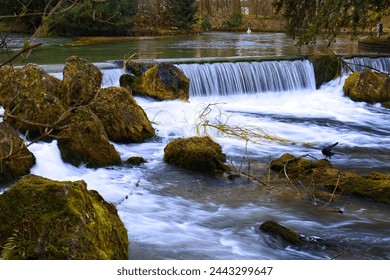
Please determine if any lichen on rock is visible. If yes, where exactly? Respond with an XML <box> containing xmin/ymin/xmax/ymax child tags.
<box><xmin>91</xmin><ymin>86</ymin><xmax>155</xmax><ymax>143</ymax></box>
<box><xmin>163</xmin><ymin>136</ymin><xmax>228</xmax><ymax>175</ymax></box>
<box><xmin>0</xmin><ymin>175</ymin><xmax>129</xmax><ymax>260</ymax></box>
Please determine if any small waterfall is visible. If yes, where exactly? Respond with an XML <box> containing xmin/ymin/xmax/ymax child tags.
<box><xmin>344</xmin><ymin>57</ymin><xmax>390</xmax><ymax>73</ymax></box>
<box><xmin>176</xmin><ymin>60</ymin><xmax>316</xmax><ymax>96</ymax></box>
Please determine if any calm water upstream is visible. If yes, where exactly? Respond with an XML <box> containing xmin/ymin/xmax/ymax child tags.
<box><xmin>1</xmin><ymin>32</ymin><xmax>390</xmax><ymax>259</ymax></box>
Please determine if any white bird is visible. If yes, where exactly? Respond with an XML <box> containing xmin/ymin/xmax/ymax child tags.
<box><xmin>247</xmin><ymin>28</ymin><xmax>251</xmax><ymax>34</ymax></box>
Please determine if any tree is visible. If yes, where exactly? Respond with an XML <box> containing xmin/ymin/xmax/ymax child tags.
<box><xmin>273</xmin><ymin>0</ymin><xmax>390</xmax><ymax>45</ymax></box>
<box><xmin>166</xmin><ymin>0</ymin><xmax>198</xmax><ymax>29</ymax></box>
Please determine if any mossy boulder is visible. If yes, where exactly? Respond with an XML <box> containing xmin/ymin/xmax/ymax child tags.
<box><xmin>343</xmin><ymin>69</ymin><xmax>390</xmax><ymax>103</ymax></box>
<box><xmin>62</xmin><ymin>56</ymin><xmax>102</xmax><ymax>106</ymax></box>
<box><xmin>163</xmin><ymin>136</ymin><xmax>228</xmax><ymax>175</ymax></box>
<box><xmin>125</xmin><ymin>60</ymin><xmax>158</xmax><ymax>76</ymax></box>
<box><xmin>270</xmin><ymin>153</ymin><xmax>390</xmax><ymax>204</ymax></box>
<box><xmin>0</xmin><ymin>64</ymin><xmax>67</xmax><ymax>138</ymax></box>
<box><xmin>0</xmin><ymin>175</ymin><xmax>129</xmax><ymax>259</ymax></box>
<box><xmin>309</xmin><ymin>55</ymin><xmax>340</xmax><ymax>88</ymax></box>
<box><xmin>0</xmin><ymin>123</ymin><xmax>36</xmax><ymax>183</ymax></box>
<box><xmin>91</xmin><ymin>87</ymin><xmax>155</xmax><ymax>143</ymax></box>
<box><xmin>57</xmin><ymin>107</ymin><xmax>121</xmax><ymax>168</ymax></box>
<box><xmin>259</xmin><ymin>220</ymin><xmax>304</xmax><ymax>246</ymax></box>
<box><xmin>125</xmin><ymin>156</ymin><xmax>147</xmax><ymax>166</ymax></box>
<box><xmin>132</xmin><ymin>63</ymin><xmax>190</xmax><ymax>101</ymax></box>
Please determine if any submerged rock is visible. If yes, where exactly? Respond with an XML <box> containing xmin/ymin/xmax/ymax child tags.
<box><xmin>91</xmin><ymin>87</ymin><xmax>155</xmax><ymax>143</ymax></box>
<box><xmin>0</xmin><ymin>123</ymin><xmax>36</xmax><ymax>183</ymax></box>
<box><xmin>343</xmin><ymin>69</ymin><xmax>390</xmax><ymax>103</ymax></box>
<box><xmin>0</xmin><ymin>175</ymin><xmax>129</xmax><ymax>259</ymax></box>
<box><xmin>62</xmin><ymin>56</ymin><xmax>102</xmax><ymax>106</ymax></box>
<box><xmin>163</xmin><ymin>136</ymin><xmax>228</xmax><ymax>175</ymax></box>
<box><xmin>131</xmin><ymin>63</ymin><xmax>190</xmax><ymax>101</ymax></box>
<box><xmin>259</xmin><ymin>220</ymin><xmax>304</xmax><ymax>246</ymax></box>
<box><xmin>57</xmin><ymin>107</ymin><xmax>121</xmax><ymax>168</ymax></box>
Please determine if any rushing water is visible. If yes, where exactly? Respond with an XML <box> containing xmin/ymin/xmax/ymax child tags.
<box><xmin>1</xmin><ymin>33</ymin><xmax>390</xmax><ymax>260</ymax></box>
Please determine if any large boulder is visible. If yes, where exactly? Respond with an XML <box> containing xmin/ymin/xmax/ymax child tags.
<box><xmin>343</xmin><ymin>69</ymin><xmax>390</xmax><ymax>103</ymax></box>
<box><xmin>131</xmin><ymin>63</ymin><xmax>190</xmax><ymax>101</ymax></box>
<box><xmin>0</xmin><ymin>123</ymin><xmax>36</xmax><ymax>183</ymax></box>
<box><xmin>62</xmin><ymin>56</ymin><xmax>102</xmax><ymax>106</ymax></box>
<box><xmin>57</xmin><ymin>107</ymin><xmax>121</xmax><ymax>168</ymax></box>
<box><xmin>124</xmin><ymin>60</ymin><xmax>158</xmax><ymax>76</ymax></box>
<box><xmin>163</xmin><ymin>136</ymin><xmax>228</xmax><ymax>175</ymax></box>
<box><xmin>0</xmin><ymin>64</ymin><xmax>67</xmax><ymax>138</ymax></box>
<box><xmin>0</xmin><ymin>175</ymin><xmax>129</xmax><ymax>259</ymax></box>
<box><xmin>91</xmin><ymin>87</ymin><xmax>155</xmax><ymax>143</ymax></box>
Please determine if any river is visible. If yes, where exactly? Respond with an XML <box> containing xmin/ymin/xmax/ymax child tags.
<box><xmin>1</xmin><ymin>32</ymin><xmax>390</xmax><ymax>260</ymax></box>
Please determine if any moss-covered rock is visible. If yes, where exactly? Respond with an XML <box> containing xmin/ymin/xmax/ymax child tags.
<box><xmin>125</xmin><ymin>60</ymin><xmax>158</xmax><ymax>76</ymax></box>
<box><xmin>270</xmin><ymin>153</ymin><xmax>390</xmax><ymax>204</ymax></box>
<box><xmin>62</xmin><ymin>56</ymin><xmax>102</xmax><ymax>106</ymax></box>
<box><xmin>91</xmin><ymin>87</ymin><xmax>155</xmax><ymax>143</ymax></box>
<box><xmin>163</xmin><ymin>136</ymin><xmax>228</xmax><ymax>175</ymax></box>
<box><xmin>0</xmin><ymin>64</ymin><xmax>68</xmax><ymax>138</ymax></box>
<box><xmin>343</xmin><ymin>69</ymin><xmax>390</xmax><ymax>103</ymax></box>
<box><xmin>309</xmin><ymin>55</ymin><xmax>340</xmax><ymax>89</ymax></box>
<box><xmin>0</xmin><ymin>123</ymin><xmax>36</xmax><ymax>183</ymax></box>
<box><xmin>0</xmin><ymin>175</ymin><xmax>128</xmax><ymax>259</ymax></box>
<box><xmin>125</xmin><ymin>156</ymin><xmax>147</xmax><ymax>166</ymax></box>
<box><xmin>57</xmin><ymin>107</ymin><xmax>121</xmax><ymax>168</ymax></box>
<box><xmin>132</xmin><ymin>63</ymin><xmax>190</xmax><ymax>101</ymax></box>
<box><xmin>259</xmin><ymin>220</ymin><xmax>304</xmax><ymax>246</ymax></box>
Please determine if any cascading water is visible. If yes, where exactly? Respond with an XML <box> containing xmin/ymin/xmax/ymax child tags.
<box><xmin>2</xmin><ymin>57</ymin><xmax>390</xmax><ymax>260</ymax></box>
<box><xmin>345</xmin><ymin>57</ymin><xmax>390</xmax><ymax>73</ymax></box>
<box><xmin>177</xmin><ymin>60</ymin><xmax>316</xmax><ymax>96</ymax></box>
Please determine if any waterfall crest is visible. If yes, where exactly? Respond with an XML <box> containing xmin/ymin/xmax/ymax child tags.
<box><xmin>345</xmin><ymin>57</ymin><xmax>390</xmax><ymax>73</ymax></box>
<box><xmin>176</xmin><ymin>60</ymin><xmax>316</xmax><ymax>96</ymax></box>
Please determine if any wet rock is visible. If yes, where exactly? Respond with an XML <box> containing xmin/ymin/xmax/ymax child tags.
<box><xmin>343</xmin><ymin>69</ymin><xmax>390</xmax><ymax>103</ymax></box>
<box><xmin>271</xmin><ymin>153</ymin><xmax>390</xmax><ymax>204</ymax></box>
<box><xmin>124</xmin><ymin>60</ymin><xmax>158</xmax><ymax>76</ymax></box>
<box><xmin>259</xmin><ymin>220</ymin><xmax>304</xmax><ymax>246</ymax></box>
<box><xmin>131</xmin><ymin>63</ymin><xmax>190</xmax><ymax>101</ymax></box>
<box><xmin>309</xmin><ymin>55</ymin><xmax>340</xmax><ymax>88</ymax></box>
<box><xmin>62</xmin><ymin>56</ymin><xmax>102</xmax><ymax>106</ymax></box>
<box><xmin>91</xmin><ymin>87</ymin><xmax>155</xmax><ymax>143</ymax></box>
<box><xmin>163</xmin><ymin>136</ymin><xmax>228</xmax><ymax>175</ymax></box>
<box><xmin>125</xmin><ymin>156</ymin><xmax>147</xmax><ymax>166</ymax></box>
<box><xmin>57</xmin><ymin>107</ymin><xmax>121</xmax><ymax>168</ymax></box>
<box><xmin>0</xmin><ymin>175</ymin><xmax>128</xmax><ymax>259</ymax></box>
<box><xmin>0</xmin><ymin>64</ymin><xmax>68</xmax><ymax>138</ymax></box>
<box><xmin>0</xmin><ymin>123</ymin><xmax>36</xmax><ymax>183</ymax></box>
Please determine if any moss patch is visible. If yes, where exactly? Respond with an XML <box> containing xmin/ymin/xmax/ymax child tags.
<box><xmin>0</xmin><ymin>175</ymin><xmax>128</xmax><ymax>259</ymax></box>
<box><xmin>259</xmin><ymin>220</ymin><xmax>304</xmax><ymax>246</ymax></box>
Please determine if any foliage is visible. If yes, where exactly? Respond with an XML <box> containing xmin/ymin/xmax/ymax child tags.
<box><xmin>226</xmin><ymin>12</ymin><xmax>244</xmax><ymax>28</ymax></box>
<box><xmin>166</xmin><ymin>0</ymin><xmax>198</xmax><ymax>29</ymax></box>
<box><xmin>273</xmin><ymin>0</ymin><xmax>390</xmax><ymax>45</ymax></box>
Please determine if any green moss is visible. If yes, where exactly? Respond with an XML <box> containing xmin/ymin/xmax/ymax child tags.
<box><xmin>259</xmin><ymin>220</ymin><xmax>304</xmax><ymax>246</ymax></box>
<box><xmin>0</xmin><ymin>175</ymin><xmax>128</xmax><ymax>259</ymax></box>
<box><xmin>309</xmin><ymin>55</ymin><xmax>340</xmax><ymax>88</ymax></box>
<box><xmin>163</xmin><ymin>136</ymin><xmax>227</xmax><ymax>175</ymax></box>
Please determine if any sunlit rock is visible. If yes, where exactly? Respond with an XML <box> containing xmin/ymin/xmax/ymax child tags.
<box><xmin>91</xmin><ymin>87</ymin><xmax>155</xmax><ymax>143</ymax></box>
<box><xmin>131</xmin><ymin>63</ymin><xmax>190</xmax><ymax>101</ymax></box>
<box><xmin>0</xmin><ymin>123</ymin><xmax>35</xmax><ymax>183</ymax></box>
<box><xmin>62</xmin><ymin>56</ymin><xmax>102</xmax><ymax>106</ymax></box>
<box><xmin>0</xmin><ymin>175</ymin><xmax>129</xmax><ymax>259</ymax></box>
<box><xmin>343</xmin><ymin>69</ymin><xmax>390</xmax><ymax>103</ymax></box>
<box><xmin>57</xmin><ymin>107</ymin><xmax>121</xmax><ymax>168</ymax></box>
<box><xmin>0</xmin><ymin>64</ymin><xmax>67</xmax><ymax>138</ymax></box>
<box><xmin>163</xmin><ymin>136</ymin><xmax>228</xmax><ymax>175</ymax></box>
